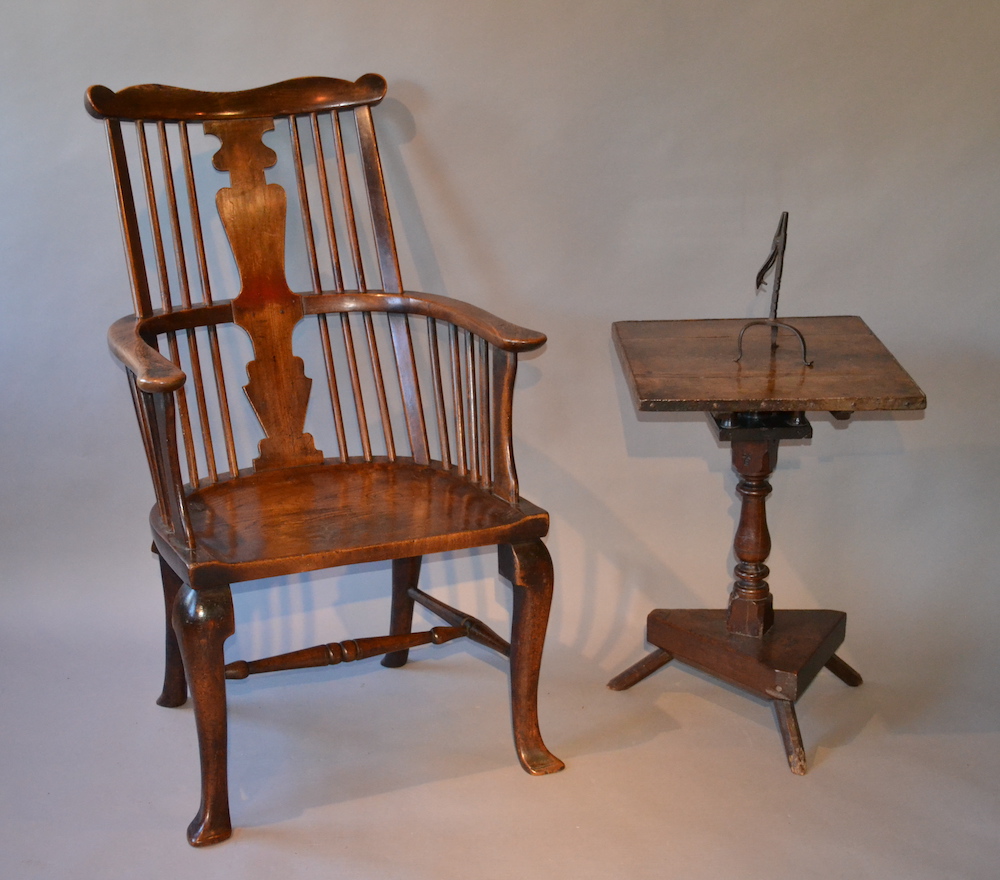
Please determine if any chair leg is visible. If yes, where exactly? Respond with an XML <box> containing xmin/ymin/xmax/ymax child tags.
<box><xmin>156</xmin><ymin>553</ymin><xmax>188</xmax><ymax>707</ymax></box>
<box><xmin>382</xmin><ymin>556</ymin><xmax>422</xmax><ymax>668</ymax></box>
<box><xmin>173</xmin><ymin>583</ymin><xmax>236</xmax><ymax>847</ymax></box>
<box><xmin>499</xmin><ymin>540</ymin><xmax>565</xmax><ymax>776</ymax></box>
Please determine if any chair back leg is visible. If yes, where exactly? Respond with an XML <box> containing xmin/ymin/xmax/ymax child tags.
<box><xmin>156</xmin><ymin>553</ymin><xmax>188</xmax><ymax>707</ymax></box>
<box><xmin>382</xmin><ymin>556</ymin><xmax>422</xmax><ymax>668</ymax></box>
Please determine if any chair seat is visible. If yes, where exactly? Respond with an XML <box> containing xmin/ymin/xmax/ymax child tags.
<box><xmin>154</xmin><ymin>460</ymin><xmax>549</xmax><ymax>587</ymax></box>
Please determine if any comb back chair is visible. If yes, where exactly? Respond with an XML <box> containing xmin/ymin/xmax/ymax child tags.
<box><xmin>86</xmin><ymin>73</ymin><xmax>563</xmax><ymax>846</ymax></box>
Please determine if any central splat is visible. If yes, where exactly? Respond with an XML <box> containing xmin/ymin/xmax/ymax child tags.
<box><xmin>207</xmin><ymin>118</ymin><xmax>323</xmax><ymax>471</ymax></box>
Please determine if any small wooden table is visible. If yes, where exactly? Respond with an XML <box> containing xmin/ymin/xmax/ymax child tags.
<box><xmin>609</xmin><ymin>316</ymin><xmax>925</xmax><ymax>773</ymax></box>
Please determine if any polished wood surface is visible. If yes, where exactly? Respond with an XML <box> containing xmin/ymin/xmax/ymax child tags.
<box><xmin>614</xmin><ymin>316</ymin><xmax>926</xmax><ymax>413</ymax></box>
<box><xmin>645</xmin><ymin>609</ymin><xmax>848</xmax><ymax>702</ymax></box>
<box><xmin>90</xmin><ymin>74</ymin><xmax>563</xmax><ymax>846</ymax></box>
<box><xmin>86</xmin><ymin>74</ymin><xmax>388</xmax><ymax>121</ymax></box>
<box><xmin>610</xmin><ymin>316</ymin><xmax>921</xmax><ymax>774</ymax></box>
<box><xmin>725</xmin><ymin>436</ymin><xmax>780</xmax><ymax>638</ymax></box>
<box><xmin>171</xmin><ymin>461</ymin><xmax>548</xmax><ymax>587</ymax></box>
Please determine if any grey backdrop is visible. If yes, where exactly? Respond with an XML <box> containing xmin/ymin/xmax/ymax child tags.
<box><xmin>2</xmin><ymin>2</ymin><xmax>997</xmax><ymax>878</ymax></box>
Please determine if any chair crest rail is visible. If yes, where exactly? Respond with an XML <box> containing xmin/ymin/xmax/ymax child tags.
<box><xmin>86</xmin><ymin>74</ymin><xmax>388</xmax><ymax>122</ymax></box>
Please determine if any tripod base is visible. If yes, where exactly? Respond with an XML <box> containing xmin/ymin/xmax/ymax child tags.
<box><xmin>609</xmin><ymin>609</ymin><xmax>862</xmax><ymax>774</ymax></box>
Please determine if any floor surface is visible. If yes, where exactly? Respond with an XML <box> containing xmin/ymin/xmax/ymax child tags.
<box><xmin>2</xmin><ymin>587</ymin><xmax>996</xmax><ymax>880</ymax></box>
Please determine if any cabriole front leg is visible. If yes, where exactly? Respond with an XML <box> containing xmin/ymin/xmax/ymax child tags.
<box><xmin>173</xmin><ymin>583</ymin><xmax>236</xmax><ymax>846</ymax></box>
<box><xmin>499</xmin><ymin>540</ymin><xmax>565</xmax><ymax>776</ymax></box>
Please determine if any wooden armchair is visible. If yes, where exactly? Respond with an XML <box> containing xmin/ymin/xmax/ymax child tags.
<box><xmin>86</xmin><ymin>74</ymin><xmax>564</xmax><ymax>846</ymax></box>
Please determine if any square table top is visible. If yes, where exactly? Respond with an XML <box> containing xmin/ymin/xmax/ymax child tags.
<box><xmin>613</xmin><ymin>316</ymin><xmax>926</xmax><ymax>413</ymax></box>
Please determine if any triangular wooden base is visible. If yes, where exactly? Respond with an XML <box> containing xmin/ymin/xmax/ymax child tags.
<box><xmin>610</xmin><ymin>608</ymin><xmax>862</xmax><ymax>774</ymax></box>
<box><xmin>646</xmin><ymin>608</ymin><xmax>846</xmax><ymax>701</ymax></box>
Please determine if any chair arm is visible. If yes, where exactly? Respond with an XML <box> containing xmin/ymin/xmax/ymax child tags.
<box><xmin>303</xmin><ymin>290</ymin><xmax>547</xmax><ymax>352</ymax></box>
<box><xmin>108</xmin><ymin>316</ymin><xmax>186</xmax><ymax>393</ymax></box>
<box><xmin>404</xmin><ymin>291</ymin><xmax>546</xmax><ymax>351</ymax></box>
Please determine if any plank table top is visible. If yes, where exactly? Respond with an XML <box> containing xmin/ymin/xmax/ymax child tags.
<box><xmin>613</xmin><ymin>316</ymin><xmax>926</xmax><ymax>414</ymax></box>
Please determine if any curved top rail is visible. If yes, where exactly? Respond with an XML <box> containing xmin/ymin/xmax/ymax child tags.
<box><xmin>86</xmin><ymin>73</ymin><xmax>387</xmax><ymax>121</ymax></box>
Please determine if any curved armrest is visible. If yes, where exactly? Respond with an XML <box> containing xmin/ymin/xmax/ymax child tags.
<box><xmin>303</xmin><ymin>290</ymin><xmax>547</xmax><ymax>352</ymax></box>
<box><xmin>408</xmin><ymin>291</ymin><xmax>547</xmax><ymax>351</ymax></box>
<box><xmin>108</xmin><ymin>316</ymin><xmax>186</xmax><ymax>393</ymax></box>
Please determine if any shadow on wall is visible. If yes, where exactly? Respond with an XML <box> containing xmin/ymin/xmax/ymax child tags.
<box><xmin>375</xmin><ymin>82</ymin><xmax>535</xmax><ymax>319</ymax></box>
<box><xmin>514</xmin><ymin>434</ymin><xmax>698</xmax><ymax>670</ymax></box>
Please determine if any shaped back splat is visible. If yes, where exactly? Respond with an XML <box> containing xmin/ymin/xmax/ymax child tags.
<box><xmin>206</xmin><ymin>118</ymin><xmax>324</xmax><ymax>471</ymax></box>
